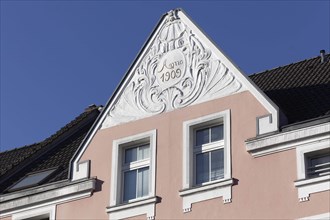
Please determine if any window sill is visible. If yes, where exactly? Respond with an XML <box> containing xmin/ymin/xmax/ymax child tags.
<box><xmin>106</xmin><ymin>196</ymin><xmax>158</xmax><ymax>220</ymax></box>
<box><xmin>179</xmin><ymin>178</ymin><xmax>233</xmax><ymax>213</ymax></box>
<box><xmin>294</xmin><ymin>175</ymin><xmax>330</xmax><ymax>202</ymax></box>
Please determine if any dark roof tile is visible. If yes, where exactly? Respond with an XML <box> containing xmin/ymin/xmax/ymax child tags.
<box><xmin>250</xmin><ymin>54</ymin><xmax>330</xmax><ymax>124</ymax></box>
<box><xmin>0</xmin><ymin>105</ymin><xmax>101</xmax><ymax>193</ymax></box>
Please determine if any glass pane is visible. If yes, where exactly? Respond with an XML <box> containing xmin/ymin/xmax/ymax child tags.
<box><xmin>137</xmin><ymin>167</ymin><xmax>149</xmax><ymax>198</ymax></box>
<box><xmin>196</xmin><ymin>128</ymin><xmax>209</xmax><ymax>146</ymax></box>
<box><xmin>125</xmin><ymin>147</ymin><xmax>137</xmax><ymax>163</ymax></box>
<box><xmin>123</xmin><ymin>170</ymin><xmax>137</xmax><ymax>201</ymax></box>
<box><xmin>196</xmin><ymin>152</ymin><xmax>210</xmax><ymax>184</ymax></box>
<box><xmin>308</xmin><ymin>154</ymin><xmax>330</xmax><ymax>177</ymax></box>
<box><xmin>211</xmin><ymin>149</ymin><xmax>224</xmax><ymax>180</ymax></box>
<box><xmin>310</xmin><ymin>154</ymin><xmax>330</xmax><ymax>166</ymax></box>
<box><xmin>10</xmin><ymin>169</ymin><xmax>55</xmax><ymax>190</ymax></box>
<box><xmin>138</xmin><ymin>145</ymin><xmax>150</xmax><ymax>160</ymax></box>
<box><xmin>211</xmin><ymin>125</ymin><xmax>224</xmax><ymax>142</ymax></box>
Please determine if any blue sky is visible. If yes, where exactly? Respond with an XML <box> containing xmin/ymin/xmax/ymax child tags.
<box><xmin>1</xmin><ymin>1</ymin><xmax>329</xmax><ymax>151</ymax></box>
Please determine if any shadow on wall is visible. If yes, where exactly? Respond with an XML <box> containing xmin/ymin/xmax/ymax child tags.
<box><xmin>265</xmin><ymin>84</ymin><xmax>330</xmax><ymax>124</ymax></box>
<box><xmin>95</xmin><ymin>179</ymin><xmax>104</xmax><ymax>193</ymax></box>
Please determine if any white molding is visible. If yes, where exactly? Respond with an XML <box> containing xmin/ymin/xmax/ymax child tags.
<box><xmin>295</xmin><ymin>175</ymin><xmax>330</xmax><ymax>187</ymax></box>
<box><xmin>246</xmin><ymin>122</ymin><xmax>330</xmax><ymax>157</ymax></box>
<box><xmin>183</xmin><ymin>110</ymin><xmax>231</xmax><ymax>188</ymax></box>
<box><xmin>257</xmin><ymin>114</ymin><xmax>274</xmax><ymax>135</ymax></box>
<box><xmin>109</xmin><ymin>130</ymin><xmax>157</xmax><ymax>219</ymax></box>
<box><xmin>101</xmin><ymin>11</ymin><xmax>245</xmax><ymax>129</ymax></box>
<box><xmin>0</xmin><ymin>180</ymin><xmax>68</xmax><ymax>202</ymax></box>
<box><xmin>107</xmin><ymin>197</ymin><xmax>157</xmax><ymax>220</ymax></box>
<box><xmin>0</xmin><ymin>179</ymin><xmax>95</xmax><ymax>217</ymax></box>
<box><xmin>299</xmin><ymin>212</ymin><xmax>330</xmax><ymax>220</ymax></box>
<box><xmin>296</xmin><ymin>138</ymin><xmax>330</xmax><ymax>180</ymax></box>
<box><xmin>72</xmin><ymin>160</ymin><xmax>90</xmax><ymax>181</ymax></box>
<box><xmin>295</xmin><ymin>176</ymin><xmax>330</xmax><ymax>202</ymax></box>
<box><xmin>179</xmin><ymin>179</ymin><xmax>233</xmax><ymax>213</ymax></box>
<box><xmin>181</xmin><ymin>110</ymin><xmax>232</xmax><ymax>212</ymax></box>
<box><xmin>179</xmin><ymin>178</ymin><xmax>233</xmax><ymax>196</ymax></box>
<box><xmin>294</xmin><ymin>137</ymin><xmax>330</xmax><ymax>202</ymax></box>
<box><xmin>294</xmin><ymin>175</ymin><xmax>330</xmax><ymax>202</ymax></box>
<box><xmin>1</xmin><ymin>192</ymin><xmax>92</xmax><ymax>218</ymax></box>
<box><xmin>12</xmin><ymin>205</ymin><xmax>56</xmax><ymax>220</ymax></box>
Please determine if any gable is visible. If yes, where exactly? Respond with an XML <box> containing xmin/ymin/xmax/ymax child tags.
<box><xmin>101</xmin><ymin>10</ymin><xmax>245</xmax><ymax>128</ymax></box>
<box><xmin>71</xmin><ymin>9</ymin><xmax>279</xmax><ymax>181</ymax></box>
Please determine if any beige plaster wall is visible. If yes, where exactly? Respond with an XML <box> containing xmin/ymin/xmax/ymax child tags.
<box><xmin>56</xmin><ymin>91</ymin><xmax>330</xmax><ymax>219</ymax></box>
<box><xmin>0</xmin><ymin>216</ymin><xmax>12</xmax><ymax>220</ymax></box>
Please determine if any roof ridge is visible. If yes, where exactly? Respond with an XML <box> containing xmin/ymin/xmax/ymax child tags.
<box><xmin>0</xmin><ymin>105</ymin><xmax>101</xmax><ymax>184</ymax></box>
<box><xmin>39</xmin><ymin>105</ymin><xmax>100</xmax><ymax>146</ymax></box>
<box><xmin>0</xmin><ymin>105</ymin><xmax>101</xmax><ymax>154</ymax></box>
<box><xmin>0</xmin><ymin>143</ymin><xmax>40</xmax><ymax>155</ymax></box>
<box><xmin>249</xmin><ymin>54</ymin><xmax>330</xmax><ymax>77</ymax></box>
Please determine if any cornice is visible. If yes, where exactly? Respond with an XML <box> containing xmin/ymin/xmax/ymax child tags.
<box><xmin>246</xmin><ymin>122</ymin><xmax>330</xmax><ymax>157</ymax></box>
<box><xmin>0</xmin><ymin>178</ymin><xmax>95</xmax><ymax>217</ymax></box>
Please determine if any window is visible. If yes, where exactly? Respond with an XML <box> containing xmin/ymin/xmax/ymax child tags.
<box><xmin>8</xmin><ymin>169</ymin><xmax>57</xmax><ymax>192</ymax></box>
<box><xmin>194</xmin><ymin>125</ymin><xmax>224</xmax><ymax>185</ymax></box>
<box><xmin>12</xmin><ymin>205</ymin><xmax>55</xmax><ymax>220</ymax></box>
<box><xmin>107</xmin><ymin>130</ymin><xmax>157</xmax><ymax>220</ymax></box>
<box><xmin>295</xmin><ymin>138</ymin><xmax>330</xmax><ymax>202</ymax></box>
<box><xmin>24</xmin><ymin>214</ymin><xmax>49</xmax><ymax>220</ymax></box>
<box><xmin>180</xmin><ymin>110</ymin><xmax>233</xmax><ymax>213</ymax></box>
<box><xmin>122</xmin><ymin>144</ymin><xmax>150</xmax><ymax>202</ymax></box>
<box><xmin>299</xmin><ymin>212</ymin><xmax>330</xmax><ymax>220</ymax></box>
<box><xmin>305</xmin><ymin>149</ymin><xmax>330</xmax><ymax>178</ymax></box>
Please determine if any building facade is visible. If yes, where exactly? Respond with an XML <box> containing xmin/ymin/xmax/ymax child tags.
<box><xmin>1</xmin><ymin>9</ymin><xmax>329</xmax><ymax>220</ymax></box>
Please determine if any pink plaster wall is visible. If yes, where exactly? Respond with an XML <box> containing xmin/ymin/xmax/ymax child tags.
<box><xmin>56</xmin><ymin>91</ymin><xmax>330</xmax><ymax>219</ymax></box>
<box><xmin>0</xmin><ymin>217</ymin><xmax>11</xmax><ymax>220</ymax></box>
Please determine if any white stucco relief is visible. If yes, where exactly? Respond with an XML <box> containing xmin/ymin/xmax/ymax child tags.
<box><xmin>102</xmin><ymin>11</ymin><xmax>245</xmax><ymax>129</ymax></box>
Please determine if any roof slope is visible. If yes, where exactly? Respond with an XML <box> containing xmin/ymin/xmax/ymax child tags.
<box><xmin>250</xmin><ymin>54</ymin><xmax>330</xmax><ymax>124</ymax></box>
<box><xmin>0</xmin><ymin>105</ymin><xmax>101</xmax><ymax>193</ymax></box>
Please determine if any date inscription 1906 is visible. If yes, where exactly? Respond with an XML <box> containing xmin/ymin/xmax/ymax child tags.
<box><xmin>156</xmin><ymin>49</ymin><xmax>186</xmax><ymax>89</ymax></box>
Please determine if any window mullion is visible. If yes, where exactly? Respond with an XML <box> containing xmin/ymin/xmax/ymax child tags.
<box><xmin>192</xmin><ymin>120</ymin><xmax>226</xmax><ymax>186</ymax></box>
<box><xmin>125</xmin><ymin>159</ymin><xmax>149</xmax><ymax>171</ymax></box>
<box><xmin>135</xmin><ymin>169</ymin><xmax>139</xmax><ymax>199</ymax></box>
<box><xmin>209</xmin><ymin>151</ymin><xmax>212</xmax><ymax>182</ymax></box>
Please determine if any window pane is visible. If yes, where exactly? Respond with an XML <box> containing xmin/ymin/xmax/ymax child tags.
<box><xmin>10</xmin><ymin>169</ymin><xmax>55</xmax><ymax>190</ymax></box>
<box><xmin>137</xmin><ymin>167</ymin><xmax>149</xmax><ymax>198</ymax></box>
<box><xmin>196</xmin><ymin>128</ymin><xmax>209</xmax><ymax>146</ymax></box>
<box><xmin>310</xmin><ymin>154</ymin><xmax>330</xmax><ymax>166</ymax></box>
<box><xmin>123</xmin><ymin>170</ymin><xmax>137</xmax><ymax>201</ymax></box>
<box><xmin>308</xmin><ymin>153</ymin><xmax>330</xmax><ymax>177</ymax></box>
<box><xmin>211</xmin><ymin>149</ymin><xmax>224</xmax><ymax>180</ymax></box>
<box><xmin>125</xmin><ymin>147</ymin><xmax>137</xmax><ymax>163</ymax></box>
<box><xmin>211</xmin><ymin>125</ymin><xmax>224</xmax><ymax>142</ymax></box>
<box><xmin>138</xmin><ymin>144</ymin><xmax>150</xmax><ymax>160</ymax></box>
<box><xmin>196</xmin><ymin>152</ymin><xmax>210</xmax><ymax>184</ymax></box>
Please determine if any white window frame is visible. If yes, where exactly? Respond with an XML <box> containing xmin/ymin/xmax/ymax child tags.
<box><xmin>295</xmin><ymin>137</ymin><xmax>330</xmax><ymax>202</ymax></box>
<box><xmin>12</xmin><ymin>205</ymin><xmax>55</xmax><ymax>220</ymax></box>
<box><xmin>180</xmin><ymin>110</ymin><xmax>232</xmax><ymax>213</ymax></box>
<box><xmin>121</xmin><ymin>144</ymin><xmax>150</xmax><ymax>202</ymax></box>
<box><xmin>299</xmin><ymin>212</ymin><xmax>330</xmax><ymax>220</ymax></box>
<box><xmin>193</xmin><ymin>124</ymin><xmax>225</xmax><ymax>185</ymax></box>
<box><xmin>108</xmin><ymin>130</ymin><xmax>157</xmax><ymax>220</ymax></box>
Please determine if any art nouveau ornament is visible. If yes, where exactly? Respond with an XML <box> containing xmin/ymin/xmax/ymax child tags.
<box><xmin>102</xmin><ymin>10</ymin><xmax>245</xmax><ymax>128</ymax></box>
<box><xmin>156</xmin><ymin>49</ymin><xmax>186</xmax><ymax>90</ymax></box>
